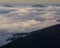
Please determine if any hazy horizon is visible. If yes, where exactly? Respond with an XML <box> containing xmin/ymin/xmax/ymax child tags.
<box><xmin>0</xmin><ymin>0</ymin><xmax>60</xmax><ymax>4</ymax></box>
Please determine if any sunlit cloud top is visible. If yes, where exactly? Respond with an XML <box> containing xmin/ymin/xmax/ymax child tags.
<box><xmin>0</xmin><ymin>5</ymin><xmax>59</xmax><ymax>33</ymax></box>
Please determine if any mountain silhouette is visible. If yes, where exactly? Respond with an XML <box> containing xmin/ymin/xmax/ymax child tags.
<box><xmin>1</xmin><ymin>24</ymin><xmax>60</xmax><ymax>48</ymax></box>
<box><xmin>3</xmin><ymin>4</ymin><xmax>14</xmax><ymax>7</ymax></box>
<box><xmin>32</xmin><ymin>4</ymin><xmax>46</xmax><ymax>7</ymax></box>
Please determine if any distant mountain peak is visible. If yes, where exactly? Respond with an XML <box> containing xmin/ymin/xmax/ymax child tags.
<box><xmin>32</xmin><ymin>4</ymin><xmax>46</xmax><ymax>7</ymax></box>
<box><xmin>3</xmin><ymin>4</ymin><xmax>14</xmax><ymax>7</ymax></box>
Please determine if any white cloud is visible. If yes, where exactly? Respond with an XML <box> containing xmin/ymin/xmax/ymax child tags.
<box><xmin>0</xmin><ymin>6</ymin><xmax>59</xmax><ymax>33</ymax></box>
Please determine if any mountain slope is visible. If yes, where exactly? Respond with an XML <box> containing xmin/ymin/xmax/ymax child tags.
<box><xmin>1</xmin><ymin>24</ymin><xmax>60</xmax><ymax>48</ymax></box>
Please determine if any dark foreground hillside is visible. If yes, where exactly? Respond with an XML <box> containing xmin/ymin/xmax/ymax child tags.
<box><xmin>1</xmin><ymin>24</ymin><xmax>60</xmax><ymax>48</ymax></box>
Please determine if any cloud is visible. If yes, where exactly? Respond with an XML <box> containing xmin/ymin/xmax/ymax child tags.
<box><xmin>0</xmin><ymin>6</ymin><xmax>59</xmax><ymax>33</ymax></box>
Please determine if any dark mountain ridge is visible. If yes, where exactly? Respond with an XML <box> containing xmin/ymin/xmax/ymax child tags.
<box><xmin>3</xmin><ymin>4</ymin><xmax>14</xmax><ymax>7</ymax></box>
<box><xmin>32</xmin><ymin>4</ymin><xmax>46</xmax><ymax>7</ymax></box>
<box><xmin>1</xmin><ymin>24</ymin><xmax>60</xmax><ymax>48</ymax></box>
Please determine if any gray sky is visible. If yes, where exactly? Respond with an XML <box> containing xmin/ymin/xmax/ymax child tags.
<box><xmin>0</xmin><ymin>0</ymin><xmax>60</xmax><ymax>4</ymax></box>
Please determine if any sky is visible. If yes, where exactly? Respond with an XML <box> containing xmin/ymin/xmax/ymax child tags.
<box><xmin>0</xmin><ymin>0</ymin><xmax>60</xmax><ymax>4</ymax></box>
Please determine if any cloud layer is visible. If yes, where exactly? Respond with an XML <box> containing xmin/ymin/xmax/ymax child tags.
<box><xmin>0</xmin><ymin>5</ymin><xmax>60</xmax><ymax>33</ymax></box>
